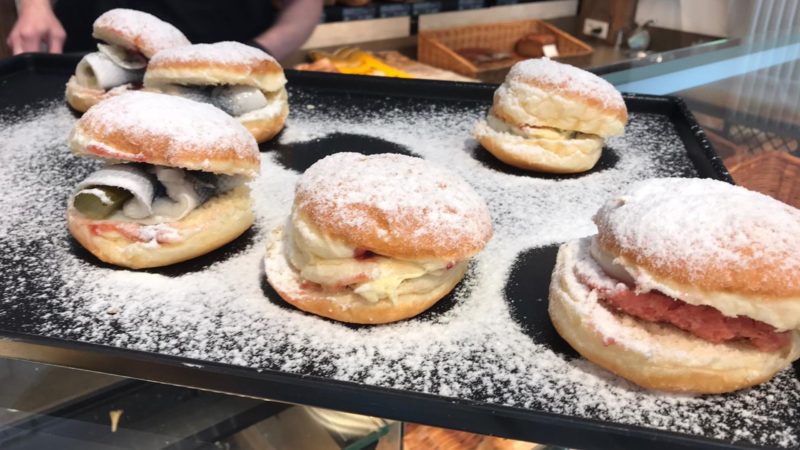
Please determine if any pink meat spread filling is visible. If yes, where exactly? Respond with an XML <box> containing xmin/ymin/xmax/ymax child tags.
<box><xmin>595</xmin><ymin>286</ymin><xmax>791</xmax><ymax>352</ymax></box>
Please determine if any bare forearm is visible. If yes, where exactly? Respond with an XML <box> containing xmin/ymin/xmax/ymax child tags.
<box><xmin>254</xmin><ymin>0</ymin><xmax>323</xmax><ymax>60</ymax></box>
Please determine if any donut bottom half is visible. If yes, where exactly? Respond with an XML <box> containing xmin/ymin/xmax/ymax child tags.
<box><xmin>474</xmin><ymin>120</ymin><xmax>603</xmax><ymax>174</ymax></box>
<box><xmin>548</xmin><ymin>239</ymin><xmax>800</xmax><ymax>394</ymax></box>
<box><xmin>68</xmin><ymin>185</ymin><xmax>253</xmax><ymax>269</ymax></box>
<box><xmin>264</xmin><ymin>226</ymin><xmax>469</xmax><ymax>324</ymax></box>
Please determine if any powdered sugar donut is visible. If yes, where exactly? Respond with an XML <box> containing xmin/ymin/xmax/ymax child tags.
<box><xmin>66</xmin><ymin>8</ymin><xmax>190</xmax><ymax>113</ymax></box>
<box><xmin>474</xmin><ymin>58</ymin><xmax>627</xmax><ymax>173</ymax></box>
<box><xmin>265</xmin><ymin>152</ymin><xmax>493</xmax><ymax>324</ymax></box>
<box><xmin>549</xmin><ymin>177</ymin><xmax>800</xmax><ymax>393</ymax></box>
<box><xmin>67</xmin><ymin>91</ymin><xmax>259</xmax><ymax>269</ymax></box>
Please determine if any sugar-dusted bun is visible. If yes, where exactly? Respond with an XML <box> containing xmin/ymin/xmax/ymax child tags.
<box><xmin>68</xmin><ymin>91</ymin><xmax>260</xmax><ymax>177</ymax></box>
<box><xmin>593</xmin><ymin>177</ymin><xmax>800</xmax><ymax>331</ymax></box>
<box><xmin>473</xmin><ymin>117</ymin><xmax>602</xmax><ymax>173</ymax></box>
<box><xmin>549</xmin><ymin>238</ymin><xmax>800</xmax><ymax>394</ymax></box>
<box><xmin>474</xmin><ymin>59</ymin><xmax>626</xmax><ymax>174</ymax></box>
<box><xmin>68</xmin><ymin>186</ymin><xmax>253</xmax><ymax>269</ymax></box>
<box><xmin>144</xmin><ymin>42</ymin><xmax>289</xmax><ymax>142</ymax></box>
<box><xmin>294</xmin><ymin>153</ymin><xmax>493</xmax><ymax>261</ymax></box>
<box><xmin>92</xmin><ymin>8</ymin><xmax>190</xmax><ymax>59</ymax></box>
<box><xmin>492</xmin><ymin>58</ymin><xmax>627</xmax><ymax>138</ymax></box>
<box><xmin>264</xmin><ymin>226</ymin><xmax>469</xmax><ymax>324</ymax></box>
<box><xmin>144</xmin><ymin>41</ymin><xmax>287</xmax><ymax>93</ymax></box>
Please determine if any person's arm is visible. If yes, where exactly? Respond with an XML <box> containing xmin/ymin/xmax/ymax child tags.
<box><xmin>7</xmin><ymin>0</ymin><xmax>66</xmax><ymax>55</ymax></box>
<box><xmin>253</xmin><ymin>0</ymin><xmax>323</xmax><ymax>60</ymax></box>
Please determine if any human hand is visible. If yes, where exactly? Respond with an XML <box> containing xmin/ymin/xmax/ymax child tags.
<box><xmin>7</xmin><ymin>0</ymin><xmax>66</xmax><ymax>55</ymax></box>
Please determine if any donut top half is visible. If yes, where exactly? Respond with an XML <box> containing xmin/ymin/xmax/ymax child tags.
<box><xmin>594</xmin><ymin>178</ymin><xmax>800</xmax><ymax>298</ymax></box>
<box><xmin>293</xmin><ymin>152</ymin><xmax>493</xmax><ymax>261</ymax></box>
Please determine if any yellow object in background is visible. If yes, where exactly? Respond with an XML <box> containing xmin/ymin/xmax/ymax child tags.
<box><xmin>309</xmin><ymin>47</ymin><xmax>414</xmax><ymax>78</ymax></box>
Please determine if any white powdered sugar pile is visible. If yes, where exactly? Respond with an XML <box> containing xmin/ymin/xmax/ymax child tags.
<box><xmin>0</xmin><ymin>90</ymin><xmax>798</xmax><ymax>449</ymax></box>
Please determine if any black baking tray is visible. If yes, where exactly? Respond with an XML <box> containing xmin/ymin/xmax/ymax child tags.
<box><xmin>2</xmin><ymin>53</ymin><xmax>798</xmax><ymax>450</ymax></box>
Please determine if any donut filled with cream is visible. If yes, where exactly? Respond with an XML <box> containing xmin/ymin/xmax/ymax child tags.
<box><xmin>65</xmin><ymin>8</ymin><xmax>190</xmax><ymax>112</ymax></box>
<box><xmin>549</xmin><ymin>177</ymin><xmax>800</xmax><ymax>393</ymax></box>
<box><xmin>473</xmin><ymin>58</ymin><xmax>627</xmax><ymax>173</ymax></box>
<box><xmin>265</xmin><ymin>153</ymin><xmax>493</xmax><ymax>324</ymax></box>
<box><xmin>143</xmin><ymin>41</ymin><xmax>288</xmax><ymax>143</ymax></box>
<box><xmin>67</xmin><ymin>91</ymin><xmax>260</xmax><ymax>269</ymax></box>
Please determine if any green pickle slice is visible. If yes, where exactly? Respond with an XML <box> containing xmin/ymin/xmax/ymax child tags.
<box><xmin>73</xmin><ymin>186</ymin><xmax>133</xmax><ymax>219</ymax></box>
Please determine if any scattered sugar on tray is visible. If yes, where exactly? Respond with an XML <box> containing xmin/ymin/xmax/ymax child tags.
<box><xmin>1</xmin><ymin>94</ymin><xmax>798</xmax><ymax>448</ymax></box>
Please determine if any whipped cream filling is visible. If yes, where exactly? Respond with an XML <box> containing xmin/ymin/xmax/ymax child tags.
<box><xmin>590</xmin><ymin>237</ymin><xmax>800</xmax><ymax>331</ymax></box>
<box><xmin>486</xmin><ymin>112</ymin><xmax>596</xmax><ymax>141</ymax></box>
<box><xmin>286</xmin><ymin>210</ymin><xmax>456</xmax><ymax>303</ymax></box>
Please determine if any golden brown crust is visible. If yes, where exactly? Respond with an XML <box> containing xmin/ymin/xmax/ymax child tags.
<box><xmin>65</xmin><ymin>76</ymin><xmax>138</xmax><ymax>113</ymax></box>
<box><xmin>239</xmin><ymin>88</ymin><xmax>289</xmax><ymax>143</ymax></box>
<box><xmin>510</xmin><ymin>77</ymin><xmax>627</xmax><ymax>127</ymax></box>
<box><xmin>69</xmin><ymin>91</ymin><xmax>260</xmax><ymax>178</ymax></box>
<box><xmin>597</xmin><ymin>234</ymin><xmax>799</xmax><ymax>299</ymax></box>
<box><xmin>68</xmin><ymin>186</ymin><xmax>253</xmax><ymax>269</ymax></box>
<box><xmin>548</xmin><ymin>240</ymin><xmax>800</xmax><ymax>394</ymax></box>
<box><xmin>504</xmin><ymin>59</ymin><xmax>627</xmax><ymax>128</ymax></box>
<box><xmin>143</xmin><ymin>42</ymin><xmax>287</xmax><ymax>93</ymax></box>
<box><xmin>403</xmin><ymin>424</ymin><xmax>485</xmax><ymax>450</ymax></box>
<box><xmin>474</xmin><ymin>119</ymin><xmax>603</xmax><ymax>173</ymax></box>
<box><xmin>294</xmin><ymin>153</ymin><xmax>493</xmax><ymax>261</ymax></box>
<box><xmin>65</xmin><ymin>76</ymin><xmax>105</xmax><ymax>112</ymax></box>
<box><xmin>264</xmin><ymin>226</ymin><xmax>468</xmax><ymax>324</ymax></box>
<box><xmin>144</xmin><ymin>60</ymin><xmax>286</xmax><ymax>93</ymax></box>
<box><xmin>476</xmin><ymin>437</ymin><xmax>541</xmax><ymax>450</ymax></box>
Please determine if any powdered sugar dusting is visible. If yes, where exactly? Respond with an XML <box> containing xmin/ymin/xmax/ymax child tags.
<box><xmin>508</xmin><ymin>58</ymin><xmax>625</xmax><ymax>110</ymax></box>
<box><xmin>597</xmin><ymin>177</ymin><xmax>800</xmax><ymax>290</ymax></box>
<box><xmin>78</xmin><ymin>91</ymin><xmax>259</xmax><ymax>165</ymax></box>
<box><xmin>93</xmin><ymin>8</ymin><xmax>190</xmax><ymax>58</ymax></box>
<box><xmin>296</xmin><ymin>152</ymin><xmax>492</xmax><ymax>256</ymax></box>
<box><xmin>149</xmin><ymin>41</ymin><xmax>278</xmax><ymax>66</ymax></box>
<box><xmin>1</xmin><ymin>90</ymin><xmax>798</xmax><ymax>449</ymax></box>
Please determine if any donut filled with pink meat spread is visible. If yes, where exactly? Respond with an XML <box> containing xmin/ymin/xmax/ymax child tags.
<box><xmin>549</xmin><ymin>177</ymin><xmax>800</xmax><ymax>393</ymax></box>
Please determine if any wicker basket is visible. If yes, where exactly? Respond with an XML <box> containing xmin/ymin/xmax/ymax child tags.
<box><xmin>726</xmin><ymin>151</ymin><xmax>800</xmax><ymax>208</ymax></box>
<box><xmin>418</xmin><ymin>19</ymin><xmax>593</xmax><ymax>78</ymax></box>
